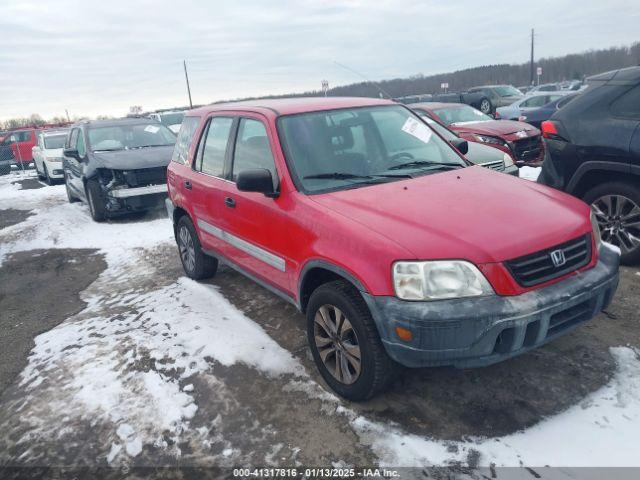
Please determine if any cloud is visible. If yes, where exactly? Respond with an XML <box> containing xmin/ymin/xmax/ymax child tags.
<box><xmin>0</xmin><ymin>0</ymin><xmax>638</xmax><ymax>120</ymax></box>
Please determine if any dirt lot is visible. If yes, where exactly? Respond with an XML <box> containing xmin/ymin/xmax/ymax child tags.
<box><xmin>0</xmin><ymin>172</ymin><xmax>639</xmax><ymax>472</ymax></box>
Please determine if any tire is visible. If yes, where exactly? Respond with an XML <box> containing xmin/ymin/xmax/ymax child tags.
<box><xmin>35</xmin><ymin>160</ymin><xmax>44</xmax><ymax>179</ymax></box>
<box><xmin>478</xmin><ymin>97</ymin><xmax>493</xmax><ymax>115</ymax></box>
<box><xmin>176</xmin><ymin>215</ymin><xmax>218</xmax><ymax>280</ymax></box>
<box><xmin>306</xmin><ymin>280</ymin><xmax>396</xmax><ymax>401</ymax></box>
<box><xmin>85</xmin><ymin>179</ymin><xmax>108</xmax><ymax>222</ymax></box>
<box><xmin>65</xmin><ymin>175</ymin><xmax>79</xmax><ymax>203</ymax></box>
<box><xmin>583</xmin><ymin>181</ymin><xmax>640</xmax><ymax>265</ymax></box>
<box><xmin>43</xmin><ymin>164</ymin><xmax>53</xmax><ymax>185</ymax></box>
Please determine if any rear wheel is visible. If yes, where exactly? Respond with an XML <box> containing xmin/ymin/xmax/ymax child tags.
<box><xmin>85</xmin><ymin>179</ymin><xmax>107</xmax><ymax>222</ymax></box>
<box><xmin>306</xmin><ymin>280</ymin><xmax>396</xmax><ymax>401</ymax></box>
<box><xmin>478</xmin><ymin>97</ymin><xmax>492</xmax><ymax>115</ymax></box>
<box><xmin>43</xmin><ymin>164</ymin><xmax>53</xmax><ymax>185</ymax></box>
<box><xmin>176</xmin><ymin>215</ymin><xmax>218</xmax><ymax>279</ymax></box>
<box><xmin>584</xmin><ymin>181</ymin><xmax>640</xmax><ymax>265</ymax></box>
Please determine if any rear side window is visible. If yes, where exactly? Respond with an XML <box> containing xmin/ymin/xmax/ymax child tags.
<box><xmin>232</xmin><ymin>119</ymin><xmax>277</xmax><ymax>183</ymax></box>
<box><xmin>171</xmin><ymin>116</ymin><xmax>200</xmax><ymax>165</ymax></box>
<box><xmin>611</xmin><ymin>85</ymin><xmax>640</xmax><ymax>119</ymax></box>
<box><xmin>198</xmin><ymin>117</ymin><xmax>234</xmax><ymax>177</ymax></box>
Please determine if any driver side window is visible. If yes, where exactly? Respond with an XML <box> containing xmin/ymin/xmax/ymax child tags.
<box><xmin>77</xmin><ymin>130</ymin><xmax>86</xmax><ymax>157</ymax></box>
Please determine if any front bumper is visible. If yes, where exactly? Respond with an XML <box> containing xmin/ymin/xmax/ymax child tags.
<box><xmin>101</xmin><ymin>184</ymin><xmax>167</xmax><ymax>214</ymax></box>
<box><xmin>43</xmin><ymin>159</ymin><xmax>64</xmax><ymax>178</ymax></box>
<box><xmin>363</xmin><ymin>245</ymin><xmax>619</xmax><ymax>368</ymax></box>
<box><xmin>108</xmin><ymin>184</ymin><xmax>167</xmax><ymax>198</ymax></box>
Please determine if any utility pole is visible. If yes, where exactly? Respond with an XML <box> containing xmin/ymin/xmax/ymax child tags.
<box><xmin>183</xmin><ymin>60</ymin><xmax>193</xmax><ymax>109</ymax></box>
<box><xmin>65</xmin><ymin>109</ymin><xmax>70</xmax><ymax>122</ymax></box>
<box><xmin>530</xmin><ymin>28</ymin><xmax>535</xmax><ymax>86</ymax></box>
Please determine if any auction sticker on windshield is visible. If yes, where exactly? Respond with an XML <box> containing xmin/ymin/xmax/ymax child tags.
<box><xmin>144</xmin><ymin>125</ymin><xmax>160</xmax><ymax>134</ymax></box>
<box><xmin>401</xmin><ymin>117</ymin><xmax>432</xmax><ymax>144</ymax></box>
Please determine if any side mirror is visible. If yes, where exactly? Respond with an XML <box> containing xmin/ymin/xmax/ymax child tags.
<box><xmin>236</xmin><ymin>169</ymin><xmax>278</xmax><ymax>198</ymax></box>
<box><xmin>63</xmin><ymin>148</ymin><xmax>80</xmax><ymax>160</ymax></box>
<box><xmin>450</xmin><ymin>138</ymin><xmax>469</xmax><ymax>155</ymax></box>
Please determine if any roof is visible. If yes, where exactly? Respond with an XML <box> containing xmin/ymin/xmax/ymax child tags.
<box><xmin>587</xmin><ymin>66</ymin><xmax>640</xmax><ymax>85</ymax></box>
<box><xmin>188</xmin><ymin>96</ymin><xmax>394</xmax><ymax>117</ymax></box>
<box><xmin>75</xmin><ymin>117</ymin><xmax>158</xmax><ymax>129</ymax></box>
<box><xmin>411</xmin><ymin>102</ymin><xmax>468</xmax><ymax>110</ymax></box>
<box><xmin>41</xmin><ymin>128</ymin><xmax>69</xmax><ymax>136</ymax></box>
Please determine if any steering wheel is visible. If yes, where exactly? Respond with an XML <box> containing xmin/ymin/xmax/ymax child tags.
<box><xmin>390</xmin><ymin>152</ymin><xmax>415</xmax><ymax>162</ymax></box>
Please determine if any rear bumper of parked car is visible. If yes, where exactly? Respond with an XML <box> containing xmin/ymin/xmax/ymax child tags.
<box><xmin>363</xmin><ymin>245</ymin><xmax>619</xmax><ymax>368</ymax></box>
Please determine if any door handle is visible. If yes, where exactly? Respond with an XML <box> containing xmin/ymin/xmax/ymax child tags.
<box><xmin>184</xmin><ymin>180</ymin><xmax>192</xmax><ymax>190</ymax></box>
<box><xmin>224</xmin><ymin>197</ymin><xmax>236</xmax><ymax>208</ymax></box>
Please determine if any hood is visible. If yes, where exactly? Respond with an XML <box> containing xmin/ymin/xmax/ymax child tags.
<box><xmin>90</xmin><ymin>145</ymin><xmax>174</xmax><ymax>170</ymax></box>
<box><xmin>310</xmin><ymin>166</ymin><xmax>591</xmax><ymax>264</ymax></box>
<box><xmin>44</xmin><ymin>148</ymin><xmax>64</xmax><ymax>159</ymax></box>
<box><xmin>464</xmin><ymin>141</ymin><xmax>505</xmax><ymax>164</ymax></box>
<box><xmin>450</xmin><ymin>119</ymin><xmax>539</xmax><ymax>138</ymax></box>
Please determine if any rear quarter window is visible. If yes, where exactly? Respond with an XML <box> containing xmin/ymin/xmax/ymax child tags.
<box><xmin>171</xmin><ymin>116</ymin><xmax>200</xmax><ymax>165</ymax></box>
<box><xmin>610</xmin><ymin>85</ymin><xmax>640</xmax><ymax>119</ymax></box>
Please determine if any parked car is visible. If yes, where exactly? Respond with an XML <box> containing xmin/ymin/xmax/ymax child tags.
<box><xmin>495</xmin><ymin>92</ymin><xmax>569</xmax><ymax>122</ymax></box>
<box><xmin>527</xmin><ymin>83</ymin><xmax>562</xmax><ymax>94</ymax></box>
<box><xmin>466</xmin><ymin>85</ymin><xmax>523</xmax><ymax>114</ymax></box>
<box><xmin>413</xmin><ymin>112</ymin><xmax>519</xmax><ymax>176</ymax></box>
<box><xmin>412</xmin><ymin>102</ymin><xmax>544</xmax><ymax>166</ymax></box>
<box><xmin>166</xmin><ymin>97</ymin><xmax>619</xmax><ymax>400</ymax></box>
<box><xmin>538</xmin><ymin>66</ymin><xmax>640</xmax><ymax>264</ymax></box>
<box><xmin>0</xmin><ymin>128</ymin><xmax>37</xmax><ymax>168</ymax></box>
<box><xmin>148</xmin><ymin>111</ymin><xmax>186</xmax><ymax>134</ymax></box>
<box><xmin>32</xmin><ymin>129</ymin><xmax>69</xmax><ymax>184</ymax></box>
<box><xmin>63</xmin><ymin>118</ymin><xmax>177</xmax><ymax>221</ymax></box>
<box><xmin>511</xmin><ymin>94</ymin><xmax>579</xmax><ymax>129</ymax></box>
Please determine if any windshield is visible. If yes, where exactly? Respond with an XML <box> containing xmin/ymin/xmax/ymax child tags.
<box><xmin>418</xmin><ymin>114</ymin><xmax>457</xmax><ymax>141</ymax></box>
<box><xmin>159</xmin><ymin>112</ymin><xmax>184</xmax><ymax>126</ymax></box>
<box><xmin>494</xmin><ymin>86</ymin><xmax>522</xmax><ymax>97</ymax></box>
<box><xmin>278</xmin><ymin>105</ymin><xmax>466</xmax><ymax>193</ymax></box>
<box><xmin>432</xmin><ymin>105</ymin><xmax>492</xmax><ymax>125</ymax></box>
<box><xmin>88</xmin><ymin>122</ymin><xmax>176</xmax><ymax>151</ymax></box>
<box><xmin>43</xmin><ymin>134</ymin><xmax>67</xmax><ymax>149</ymax></box>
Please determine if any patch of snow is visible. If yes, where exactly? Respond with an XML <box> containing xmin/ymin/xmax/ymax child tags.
<box><xmin>116</xmin><ymin>424</ymin><xmax>135</xmax><ymax>441</ymax></box>
<box><xmin>349</xmin><ymin>347</ymin><xmax>640</xmax><ymax>467</ymax></box>
<box><xmin>106</xmin><ymin>443</ymin><xmax>122</xmax><ymax>464</ymax></box>
<box><xmin>183</xmin><ymin>384</ymin><xmax>194</xmax><ymax>392</ymax></box>
<box><xmin>519</xmin><ymin>166</ymin><xmax>540</xmax><ymax>181</ymax></box>
<box><xmin>125</xmin><ymin>437</ymin><xmax>143</xmax><ymax>457</ymax></box>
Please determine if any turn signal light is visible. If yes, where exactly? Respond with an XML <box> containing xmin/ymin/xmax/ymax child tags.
<box><xmin>395</xmin><ymin>326</ymin><xmax>413</xmax><ymax>342</ymax></box>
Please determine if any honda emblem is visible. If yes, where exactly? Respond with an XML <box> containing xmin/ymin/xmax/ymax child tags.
<box><xmin>550</xmin><ymin>249</ymin><xmax>566</xmax><ymax>267</ymax></box>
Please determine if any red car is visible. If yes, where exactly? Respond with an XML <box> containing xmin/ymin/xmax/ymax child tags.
<box><xmin>0</xmin><ymin>128</ymin><xmax>38</xmax><ymax>167</ymax></box>
<box><xmin>412</xmin><ymin>102</ymin><xmax>545</xmax><ymax>167</ymax></box>
<box><xmin>166</xmin><ymin>97</ymin><xmax>619</xmax><ymax>400</ymax></box>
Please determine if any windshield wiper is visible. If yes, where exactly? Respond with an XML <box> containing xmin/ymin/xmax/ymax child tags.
<box><xmin>303</xmin><ymin>172</ymin><xmax>413</xmax><ymax>182</ymax></box>
<box><xmin>129</xmin><ymin>144</ymin><xmax>172</xmax><ymax>150</ymax></box>
<box><xmin>388</xmin><ymin>161</ymin><xmax>463</xmax><ymax>171</ymax></box>
<box><xmin>93</xmin><ymin>148</ymin><xmax>124</xmax><ymax>152</ymax></box>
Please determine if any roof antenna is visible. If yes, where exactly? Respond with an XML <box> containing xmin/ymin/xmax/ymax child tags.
<box><xmin>333</xmin><ymin>61</ymin><xmax>393</xmax><ymax>99</ymax></box>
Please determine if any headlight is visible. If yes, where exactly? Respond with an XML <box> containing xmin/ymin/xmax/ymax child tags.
<box><xmin>475</xmin><ymin>135</ymin><xmax>506</xmax><ymax>146</ymax></box>
<box><xmin>393</xmin><ymin>261</ymin><xmax>494</xmax><ymax>301</ymax></box>
<box><xmin>590</xmin><ymin>210</ymin><xmax>602</xmax><ymax>250</ymax></box>
<box><xmin>502</xmin><ymin>153</ymin><xmax>514</xmax><ymax>167</ymax></box>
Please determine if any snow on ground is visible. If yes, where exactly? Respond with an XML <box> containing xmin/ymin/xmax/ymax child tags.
<box><xmin>519</xmin><ymin>166</ymin><xmax>541</xmax><ymax>181</ymax></box>
<box><xmin>349</xmin><ymin>347</ymin><xmax>640</xmax><ymax>467</ymax></box>
<box><xmin>2</xmin><ymin>171</ymin><xmax>640</xmax><ymax>467</ymax></box>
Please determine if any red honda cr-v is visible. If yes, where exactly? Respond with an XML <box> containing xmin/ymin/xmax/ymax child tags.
<box><xmin>166</xmin><ymin>97</ymin><xmax>619</xmax><ymax>400</ymax></box>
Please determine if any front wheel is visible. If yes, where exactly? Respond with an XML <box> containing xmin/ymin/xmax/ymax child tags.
<box><xmin>306</xmin><ymin>280</ymin><xmax>396</xmax><ymax>401</ymax></box>
<box><xmin>43</xmin><ymin>164</ymin><xmax>53</xmax><ymax>185</ymax></box>
<box><xmin>65</xmin><ymin>174</ymin><xmax>79</xmax><ymax>203</ymax></box>
<box><xmin>85</xmin><ymin>179</ymin><xmax>108</xmax><ymax>222</ymax></box>
<box><xmin>584</xmin><ymin>181</ymin><xmax>640</xmax><ymax>265</ymax></box>
<box><xmin>176</xmin><ymin>215</ymin><xmax>218</xmax><ymax>279</ymax></box>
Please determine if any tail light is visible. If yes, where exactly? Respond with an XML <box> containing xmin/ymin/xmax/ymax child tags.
<box><xmin>541</xmin><ymin>120</ymin><xmax>566</xmax><ymax>140</ymax></box>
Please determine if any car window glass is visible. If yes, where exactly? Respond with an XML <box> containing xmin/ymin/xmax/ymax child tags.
<box><xmin>548</xmin><ymin>94</ymin><xmax>563</xmax><ymax>103</ymax></box>
<box><xmin>77</xmin><ymin>130</ymin><xmax>86</xmax><ymax>157</ymax></box>
<box><xmin>611</xmin><ymin>85</ymin><xmax>640</xmax><ymax>119</ymax></box>
<box><xmin>522</xmin><ymin>96</ymin><xmax>547</xmax><ymax>108</ymax></box>
<box><xmin>200</xmin><ymin>117</ymin><xmax>233</xmax><ymax>177</ymax></box>
<box><xmin>172</xmin><ymin>116</ymin><xmax>200</xmax><ymax>165</ymax></box>
<box><xmin>232</xmin><ymin>119</ymin><xmax>277</xmax><ymax>185</ymax></box>
<box><xmin>69</xmin><ymin>129</ymin><xmax>79</xmax><ymax>150</ymax></box>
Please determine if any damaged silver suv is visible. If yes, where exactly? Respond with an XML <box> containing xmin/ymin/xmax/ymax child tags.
<box><xmin>63</xmin><ymin>118</ymin><xmax>176</xmax><ymax>221</ymax></box>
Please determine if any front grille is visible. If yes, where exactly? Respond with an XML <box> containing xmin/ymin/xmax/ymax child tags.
<box><xmin>505</xmin><ymin>234</ymin><xmax>592</xmax><ymax>287</ymax></box>
<box><xmin>480</xmin><ymin>159</ymin><xmax>505</xmax><ymax>171</ymax></box>
<box><xmin>122</xmin><ymin>167</ymin><xmax>167</xmax><ymax>187</ymax></box>
<box><xmin>512</xmin><ymin>135</ymin><xmax>542</xmax><ymax>162</ymax></box>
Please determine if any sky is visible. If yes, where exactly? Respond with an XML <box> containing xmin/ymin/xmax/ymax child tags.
<box><xmin>0</xmin><ymin>0</ymin><xmax>639</xmax><ymax>121</ymax></box>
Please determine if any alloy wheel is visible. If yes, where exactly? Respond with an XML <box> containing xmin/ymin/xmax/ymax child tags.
<box><xmin>313</xmin><ymin>304</ymin><xmax>362</xmax><ymax>385</ymax></box>
<box><xmin>591</xmin><ymin>194</ymin><xmax>640</xmax><ymax>254</ymax></box>
<box><xmin>480</xmin><ymin>99</ymin><xmax>491</xmax><ymax>114</ymax></box>
<box><xmin>178</xmin><ymin>225</ymin><xmax>196</xmax><ymax>273</ymax></box>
